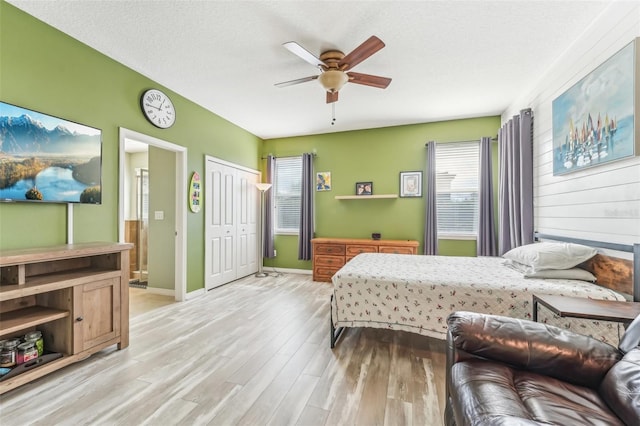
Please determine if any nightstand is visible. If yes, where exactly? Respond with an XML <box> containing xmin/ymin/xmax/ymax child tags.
<box><xmin>532</xmin><ymin>294</ymin><xmax>640</xmax><ymax>325</ymax></box>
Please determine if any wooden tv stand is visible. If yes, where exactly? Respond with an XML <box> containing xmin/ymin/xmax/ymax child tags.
<box><xmin>0</xmin><ymin>242</ymin><xmax>132</xmax><ymax>394</ymax></box>
<box><xmin>312</xmin><ymin>237</ymin><xmax>419</xmax><ymax>282</ymax></box>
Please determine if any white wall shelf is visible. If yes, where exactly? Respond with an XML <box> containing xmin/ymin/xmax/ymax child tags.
<box><xmin>334</xmin><ymin>194</ymin><xmax>398</xmax><ymax>200</ymax></box>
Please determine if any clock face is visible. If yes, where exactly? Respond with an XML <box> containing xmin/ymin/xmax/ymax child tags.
<box><xmin>141</xmin><ymin>89</ymin><xmax>176</xmax><ymax>128</ymax></box>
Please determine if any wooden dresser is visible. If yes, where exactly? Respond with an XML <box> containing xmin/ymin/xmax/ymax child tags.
<box><xmin>311</xmin><ymin>237</ymin><xmax>419</xmax><ymax>282</ymax></box>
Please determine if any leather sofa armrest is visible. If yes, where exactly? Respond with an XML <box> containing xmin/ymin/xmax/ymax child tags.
<box><xmin>599</xmin><ymin>348</ymin><xmax>640</xmax><ymax>425</ymax></box>
<box><xmin>446</xmin><ymin>311</ymin><xmax>621</xmax><ymax>389</ymax></box>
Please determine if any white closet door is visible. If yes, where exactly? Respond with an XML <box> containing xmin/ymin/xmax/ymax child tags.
<box><xmin>205</xmin><ymin>157</ymin><xmax>260</xmax><ymax>290</ymax></box>
<box><xmin>236</xmin><ymin>170</ymin><xmax>258</xmax><ymax>277</ymax></box>
<box><xmin>205</xmin><ymin>160</ymin><xmax>237</xmax><ymax>289</ymax></box>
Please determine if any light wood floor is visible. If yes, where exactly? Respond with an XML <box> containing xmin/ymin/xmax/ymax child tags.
<box><xmin>129</xmin><ymin>286</ymin><xmax>176</xmax><ymax>317</ymax></box>
<box><xmin>0</xmin><ymin>274</ymin><xmax>447</xmax><ymax>425</ymax></box>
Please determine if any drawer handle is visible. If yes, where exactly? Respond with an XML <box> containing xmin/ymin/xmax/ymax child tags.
<box><xmin>76</xmin><ymin>316</ymin><xmax>84</xmax><ymax>322</ymax></box>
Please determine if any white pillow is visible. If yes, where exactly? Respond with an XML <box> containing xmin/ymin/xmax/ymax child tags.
<box><xmin>503</xmin><ymin>259</ymin><xmax>597</xmax><ymax>281</ymax></box>
<box><xmin>524</xmin><ymin>268</ymin><xmax>597</xmax><ymax>281</ymax></box>
<box><xmin>502</xmin><ymin>242</ymin><xmax>597</xmax><ymax>272</ymax></box>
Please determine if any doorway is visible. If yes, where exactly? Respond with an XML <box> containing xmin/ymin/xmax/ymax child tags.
<box><xmin>128</xmin><ymin>167</ymin><xmax>149</xmax><ymax>287</ymax></box>
<box><xmin>118</xmin><ymin>127</ymin><xmax>187</xmax><ymax>302</ymax></box>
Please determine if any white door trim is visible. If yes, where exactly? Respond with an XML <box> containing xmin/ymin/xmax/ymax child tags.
<box><xmin>118</xmin><ymin>127</ymin><xmax>187</xmax><ymax>302</ymax></box>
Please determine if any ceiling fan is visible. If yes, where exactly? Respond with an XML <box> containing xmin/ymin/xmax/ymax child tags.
<box><xmin>275</xmin><ymin>35</ymin><xmax>392</xmax><ymax>104</ymax></box>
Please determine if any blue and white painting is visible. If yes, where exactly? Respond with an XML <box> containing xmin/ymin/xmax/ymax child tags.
<box><xmin>552</xmin><ymin>39</ymin><xmax>636</xmax><ymax>175</ymax></box>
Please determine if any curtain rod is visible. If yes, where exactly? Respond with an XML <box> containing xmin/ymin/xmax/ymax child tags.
<box><xmin>424</xmin><ymin>136</ymin><xmax>498</xmax><ymax>147</ymax></box>
<box><xmin>260</xmin><ymin>153</ymin><xmax>317</xmax><ymax>160</ymax></box>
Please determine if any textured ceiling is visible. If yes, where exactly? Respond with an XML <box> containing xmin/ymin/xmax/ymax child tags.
<box><xmin>7</xmin><ymin>0</ymin><xmax>616</xmax><ymax>139</ymax></box>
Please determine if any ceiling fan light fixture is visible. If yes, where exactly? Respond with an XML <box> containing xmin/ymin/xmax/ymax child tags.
<box><xmin>318</xmin><ymin>70</ymin><xmax>348</xmax><ymax>92</ymax></box>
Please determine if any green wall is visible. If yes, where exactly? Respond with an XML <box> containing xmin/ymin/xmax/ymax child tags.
<box><xmin>147</xmin><ymin>147</ymin><xmax>175</xmax><ymax>291</ymax></box>
<box><xmin>0</xmin><ymin>2</ymin><xmax>501</xmax><ymax>282</ymax></box>
<box><xmin>0</xmin><ymin>3</ymin><xmax>261</xmax><ymax>293</ymax></box>
<box><xmin>263</xmin><ymin>116</ymin><xmax>501</xmax><ymax>270</ymax></box>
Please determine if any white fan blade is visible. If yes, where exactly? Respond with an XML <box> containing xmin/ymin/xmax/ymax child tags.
<box><xmin>275</xmin><ymin>75</ymin><xmax>318</xmax><ymax>88</ymax></box>
<box><xmin>283</xmin><ymin>42</ymin><xmax>326</xmax><ymax>68</ymax></box>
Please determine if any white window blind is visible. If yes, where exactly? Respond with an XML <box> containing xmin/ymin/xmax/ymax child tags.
<box><xmin>274</xmin><ymin>156</ymin><xmax>302</xmax><ymax>234</ymax></box>
<box><xmin>435</xmin><ymin>141</ymin><xmax>479</xmax><ymax>237</ymax></box>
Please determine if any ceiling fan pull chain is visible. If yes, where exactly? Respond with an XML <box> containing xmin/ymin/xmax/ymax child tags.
<box><xmin>331</xmin><ymin>102</ymin><xmax>336</xmax><ymax>125</ymax></box>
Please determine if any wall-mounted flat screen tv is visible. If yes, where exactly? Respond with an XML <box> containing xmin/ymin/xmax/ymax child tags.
<box><xmin>0</xmin><ymin>101</ymin><xmax>102</xmax><ymax>204</ymax></box>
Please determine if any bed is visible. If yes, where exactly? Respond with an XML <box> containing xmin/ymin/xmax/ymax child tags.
<box><xmin>330</xmin><ymin>234</ymin><xmax>639</xmax><ymax>348</ymax></box>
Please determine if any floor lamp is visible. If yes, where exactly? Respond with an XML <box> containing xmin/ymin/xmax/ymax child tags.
<box><xmin>255</xmin><ymin>182</ymin><xmax>272</xmax><ymax>277</ymax></box>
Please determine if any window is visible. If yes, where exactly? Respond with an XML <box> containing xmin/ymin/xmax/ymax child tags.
<box><xmin>273</xmin><ymin>156</ymin><xmax>302</xmax><ymax>234</ymax></box>
<box><xmin>435</xmin><ymin>141</ymin><xmax>479</xmax><ymax>237</ymax></box>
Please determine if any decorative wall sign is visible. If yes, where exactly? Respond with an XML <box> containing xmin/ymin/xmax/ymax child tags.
<box><xmin>189</xmin><ymin>172</ymin><xmax>201</xmax><ymax>213</ymax></box>
<box><xmin>552</xmin><ymin>38</ymin><xmax>638</xmax><ymax>175</ymax></box>
<box><xmin>316</xmin><ymin>171</ymin><xmax>331</xmax><ymax>191</ymax></box>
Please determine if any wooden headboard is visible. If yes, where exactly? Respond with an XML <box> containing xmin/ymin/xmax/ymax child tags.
<box><xmin>534</xmin><ymin>232</ymin><xmax>639</xmax><ymax>302</ymax></box>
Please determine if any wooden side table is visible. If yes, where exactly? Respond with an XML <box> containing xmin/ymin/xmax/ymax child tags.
<box><xmin>532</xmin><ymin>294</ymin><xmax>640</xmax><ymax>325</ymax></box>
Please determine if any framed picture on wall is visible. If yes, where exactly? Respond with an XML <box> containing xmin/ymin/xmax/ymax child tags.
<box><xmin>400</xmin><ymin>171</ymin><xmax>422</xmax><ymax>197</ymax></box>
<box><xmin>355</xmin><ymin>181</ymin><xmax>373</xmax><ymax>195</ymax></box>
<box><xmin>552</xmin><ymin>37</ymin><xmax>639</xmax><ymax>175</ymax></box>
<box><xmin>316</xmin><ymin>171</ymin><xmax>331</xmax><ymax>191</ymax></box>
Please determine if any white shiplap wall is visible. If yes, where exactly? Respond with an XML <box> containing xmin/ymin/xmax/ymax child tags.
<box><xmin>502</xmin><ymin>1</ymin><xmax>640</xmax><ymax>249</ymax></box>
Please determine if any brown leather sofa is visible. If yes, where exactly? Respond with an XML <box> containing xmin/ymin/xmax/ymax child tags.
<box><xmin>445</xmin><ymin>311</ymin><xmax>640</xmax><ymax>426</ymax></box>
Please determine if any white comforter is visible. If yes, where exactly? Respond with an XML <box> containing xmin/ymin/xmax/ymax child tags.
<box><xmin>331</xmin><ymin>253</ymin><xmax>626</xmax><ymax>345</ymax></box>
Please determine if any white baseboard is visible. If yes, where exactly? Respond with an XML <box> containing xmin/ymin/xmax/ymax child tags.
<box><xmin>264</xmin><ymin>267</ymin><xmax>312</xmax><ymax>275</ymax></box>
<box><xmin>145</xmin><ymin>287</ymin><xmax>175</xmax><ymax>297</ymax></box>
<box><xmin>185</xmin><ymin>288</ymin><xmax>205</xmax><ymax>300</ymax></box>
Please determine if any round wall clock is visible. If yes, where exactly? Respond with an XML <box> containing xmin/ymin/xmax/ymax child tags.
<box><xmin>140</xmin><ymin>89</ymin><xmax>176</xmax><ymax>128</ymax></box>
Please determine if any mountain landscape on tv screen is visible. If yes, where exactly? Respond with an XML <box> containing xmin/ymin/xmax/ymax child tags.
<box><xmin>0</xmin><ymin>107</ymin><xmax>102</xmax><ymax>204</ymax></box>
<box><xmin>0</xmin><ymin>114</ymin><xmax>99</xmax><ymax>156</ymax></box>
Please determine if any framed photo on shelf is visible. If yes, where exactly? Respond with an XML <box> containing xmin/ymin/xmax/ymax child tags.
<box><xmin>400</xmin><ymin>171</ymin><xmax>422</xmax><ymax>197</ymax></box>
<box><xmin>355</xmin><ymin>181</ymin><xmax>373</xmax><ymax>195</ymax></box>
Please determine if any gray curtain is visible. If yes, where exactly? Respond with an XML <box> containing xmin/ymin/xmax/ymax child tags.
<box><xmin>477</xmin><ymin>136</ymin><xmax>497</xmax><ymax>256</ymax></box>
<box><xmin>498</xmin><ymin>109</ymin><xmax>534</xmax><ymax>255</ymax></box>
<box><xmin>423</xmin><ymin>141</ymin><xmax>438</xmax><ymax>255</ymax></box>
<box><xmin>263</xmin><ymin>155</ymin><xmax>275</xmax><ymax>258</ymax></box>
<box><xmin>298</xmin><ymin>153</ymin><xmax>314</xmax><ymax>260</ymax></box>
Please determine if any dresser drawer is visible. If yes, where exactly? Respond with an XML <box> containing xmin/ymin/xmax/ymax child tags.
<box><xmin>314</xmin><ymin>244</ymin><xmax>346</xmax><ymax>256</ymax></box>
<box><xmin>314</xmin><ymin>255</ymin><xmax>345</xmax><ymax>268</ymax></box>
<box><xmin>346</xmin><ymin>245</ymin><xmax>377</xmax><ymax>257</ymax></box>
<box><xmin>379</xmin><ymin>246</ymin><xmax>416</xmax><ymax>255</ymax></box>
<box><xmin>313</xmin><ymin>265</ymin><xmax>342</xmax><ymax>282</ymax></box>
<box><xmin>313</xmin><ymin>274</ymin><xmax>333</xmax><ymax>283</ymax></box>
